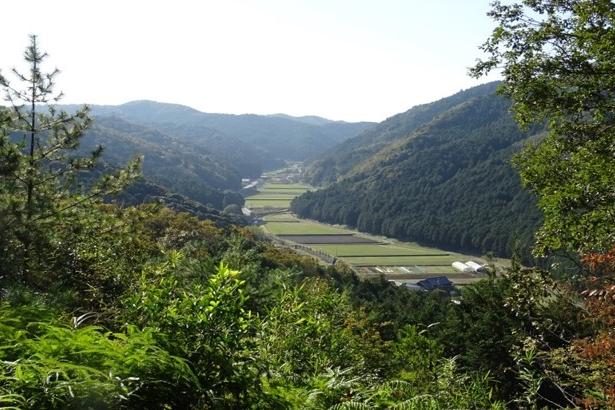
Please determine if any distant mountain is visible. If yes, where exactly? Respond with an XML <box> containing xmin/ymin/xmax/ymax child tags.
<box><xmin>304</xmin><ymin>82</ymin><xmax>502</xmax><ymax>185</ymax></box>
<box><xmin>56</xmin><ymin>101</ymin><xmax>372</xmax><ymax>213</ymax></box>
<box><xmin>268</xmin><ymin>113</ymin><xmax>345</xmax><ymax>126</ymax></box>
<box><xmin>79</xmin><ymin>116</ymin><xmax>244</xmax><ymax>209</ymax></box>
<box><xmin>292</xmin><ymin>84</ymin><xmax>544</xmax><ymax>258</ymax></box>
<box><xmin>145</xmin><ymin>122</ymin><xmax>275</xmax><ymax>179</ymax></box>
<box><xmin>83</xmin><ymin>100</ymin><xmax>375</xmax><ymax>166</ymax></box>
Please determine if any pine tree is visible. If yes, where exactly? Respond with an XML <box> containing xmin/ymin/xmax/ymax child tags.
<box><xmin>0</xmin><ymin>35</ymin><xmax>141</xmax><ymax>283</ymax></box>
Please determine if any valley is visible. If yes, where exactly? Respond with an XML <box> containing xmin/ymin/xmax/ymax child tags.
<box><xmin>2</xmin><ymin>5</ymin><xmax>614</xmax><ymax>406</ymax></box>
<box><xmin>246</xmin><ymin>168</ymin><xmax>492</xmax><ymax>287</ymax></box>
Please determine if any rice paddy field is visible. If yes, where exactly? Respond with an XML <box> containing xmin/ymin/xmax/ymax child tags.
<box><xmin>277</xmin><ymin>234</ymin><xmax>381</xmax><ymax>244</ymax></box>
<box><xmin>244</xmin><ymin>183</ymin><xmax>310</xmax><ymax>209</ymax></box>
<box><xmin>246</xmin><ymin>181</ymin><xmax>488</xmax><ymax>285</ymax></box>
<box><xmin>244</xmin><ymin>198</ymin><xmax>294</xmax><ymax>208</ymax></box>
<box><xmin>264</xmin><ymin>222</ymin><xmax>349</xmax><ymax>235</ymax></box>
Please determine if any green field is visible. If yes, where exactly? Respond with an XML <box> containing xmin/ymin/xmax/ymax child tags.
<box><xmin>263</xmin><ymin>213</ymin><xmax>300</xmax><ymax>222</ymax></box>
<box><xmin>247</xmin><ymin>194</ymin><xmax>297</xmax><ymax>200</ymax></box>
<box><xmin>259</xmin><ymin>189</ymin><xmax>309</xmax><ymax>195</ymax></box>
<box><xmin>247</xmin><ymin>182</ymin><xmax>484</xmax><ymax>284</ymax></box>
<box><xmin>259</xmin><ymin>211</ymin><xmax>465</xmax><ymax>267</ymax></box>
<box><xmin>342</xmin><ymin>255</ymin><xmax>459</xmax><ymax>266</ymax></box>
<box><xmin>262</xmin><ymin>183</ymin><xmax>310</xmax><ymax>190</ymax></box>
<box><xmin>309</xmin><ymin>243</ymin><xmax>450</xmax><ymax>257</ymax></box>
<box><xmin>417</xmin><ymin>265</ymin><xmax>459</xmax><ymax>274</ymax></box>
<box><xmin>264</xmin><ymin>221</ymin><xmax>350</xmax><ymax>235</ymax></box>
<box><xmin>245</xmin><ymin>198</ymin><xmax>292</xmax><ymax>208</ymax></box>
<box><xmin>245</xmin><ymin>184</ymin><xmax>309</xmax><ymax>209</ymax></box>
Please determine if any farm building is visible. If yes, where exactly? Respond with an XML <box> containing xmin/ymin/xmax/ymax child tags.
<box><xmin>452</xmin><ymin>261</ymin><xmax>473</xmax><ymax>272</ymax></box>
<box><xmin>416</xmin><ymin>276</ymin><xmax>455</xmax><ymax>292</ymax></box>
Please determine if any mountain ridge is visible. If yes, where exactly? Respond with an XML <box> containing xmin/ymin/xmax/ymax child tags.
<box><xmin>304</xmin><ymin>81</ymin><xmax>501</xmax><ymax>186</ymax></box>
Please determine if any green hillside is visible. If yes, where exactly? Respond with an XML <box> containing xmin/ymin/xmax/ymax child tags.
<box><xmin>292</xmin><ymin>89</ymin><xmax>544</xmax><ymax>258</ymax></box>
<box><xmin>305</xmin><ymin>82</ymin><xmax>500</xmax><ymax>185</ymax></box>
<box><xmin>80</xmin><ymin>117</ymin><xmax>243</xmax><ymax>209</ymax></box>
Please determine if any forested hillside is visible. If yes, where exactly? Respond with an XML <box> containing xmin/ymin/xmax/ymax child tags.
<box><xmin>58</xmin><ymin>101</ymin><xmax>372</xmax><ymax>210</ymax></box>
<box><xmin>293</xmin><ymin>90</ymin><xmax>544</xmax><ymax>258</ymax></box>
<box><xmin>79</xmin><ymin>116</ymin><xmax>243</xmax><ymax>209</ymax></box>
<box><xmin>84</xmin><ymin>100</ymin><xmax>375</xmax><ymax>166</ymax></box>
<box><xmin>304</xmin><ymin>82</ymin><xmax>500</xmax><ymax>185</ymax></box>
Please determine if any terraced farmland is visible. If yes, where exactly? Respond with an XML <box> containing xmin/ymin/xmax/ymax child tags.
<box><xmin>246</xmin><ymin>180</ymin><xmax>488</xmax><ymax>286</ymax></box>
<box><xmin>245</xmin><ymin>198</ymin><xmax>293</xmax><ymax>208</ymax></box>
<box><xmin>277</xmin><ymin>234</ymin><xmax>381</xmax><ymax>244</ymax></box>
<box><xmin>343</xmin><ymin>255</ymin><xmax>458</xmax><ymax>266</ymax></box>
<box><xmin>263</xmin><ymin>183</ymin><xmax>311</xmax><ymax>189</ymax></box>
<box><xmin>309</xmin><ymin>243</ymin><xmax>449</xmax><ymax>257</ymax></box>
<box><xmin>244</xmin><ymin>183</ymin><xmax>310</xmax><ymax>209</ymax></box>
<box><xmin>265</xmin><ymin>222</ymin><xmax>350</xmax><ymax>235</ymax></box>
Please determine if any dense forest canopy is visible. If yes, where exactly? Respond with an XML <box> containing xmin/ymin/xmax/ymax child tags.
<box><xmin>304</xmin><ymin>82</ymin><xmax>502</xmax><ymax>186</ymax></box>
<box><xmin>0</xmin><ymin>0</ymin><xmax>614</xmax><ymax>407</ymax></box>
<box><xmin>471</xmin><ymin>0</ymin><xmax>615</xmax><ymax>257</ymax></box>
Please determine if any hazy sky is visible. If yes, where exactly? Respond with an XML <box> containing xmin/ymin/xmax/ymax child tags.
<box><xmin>0</xmin><ymin>0</ymin><xmax>500</xmax><ymax>122</ymax></box>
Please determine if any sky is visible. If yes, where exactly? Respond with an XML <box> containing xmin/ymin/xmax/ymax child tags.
<box><xmin>0</xmin><ymin>0</ymin><xmax>500</xmax><ymax>122</ymax></box>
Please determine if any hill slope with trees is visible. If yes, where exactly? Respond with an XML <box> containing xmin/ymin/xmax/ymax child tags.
<box><xmin>83</xmin><ymin>100</ymin><xmax>375</xmax><ymax>167</ymax></box>
<box><xmin>78</xmin><ymin>116</ymin><xmax>244</xmax><ymax>209</ymax></box>
<box><xmin>293</xmin><ymin>89</ymin><xmax>544</xmax><ymax>258</ymax></box>
<box><xmin>304</xmin><ymin>82</ymin><xmax>501</xmax><ymax>185</ymax></box>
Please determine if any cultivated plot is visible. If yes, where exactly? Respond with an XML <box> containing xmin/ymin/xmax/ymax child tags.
<box><xmin>262</xmin><ymin>183</ymin><xmax>311</xmax><ymax>190</ymax></box>
<box><xmin>259</xmin><ymin>189</ymin><xmax>309</xmax><ymax>195</ymax></box>
<box><xmin>248</xmin><ymin>192</ymin><xmax>298</xmax><ymax>198</ymax></box>
<box><xmin>247</xmin><ymin>181</ymin><xmax>486</xmax><ymax>285</ymax></box>
<box><xmin>245</xmin><ymin>198</ymin><xmax>292</xmax><ymax>208</ymax></box>
<box><xmin>309</xmin><ymin>243</ymin><xmax>449</xmax><ymax>257</ymax></box>
<box><xmin>245</xmin><ymin>184</ymin><xmax>309</xmax><ymax>209</ymax></box>
<box><xmin>266</xmin><ymin>222</ymin><xmax>350</xmax><ymax>235</ymax></box>
<box><xmin>362</xmin><ymin>265</ymin><xmax>459</xmax><ymax>275</ymax></box>
<box><xmin>344</xmin><ymin>254</ymin><xmax>459</xmax><ymax>266</ymax></box>
<box><xmin>262</xmin><ymin>213</ymin><xmax>300</xmax><ymax>222</ymax></box>
<box><xmin>277</xmin><ymin>234</ymin><xmax>381</xmax><ymax>244</ymax></box>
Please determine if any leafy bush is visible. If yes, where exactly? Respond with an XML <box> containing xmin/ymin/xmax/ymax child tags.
<box><xmin>123</xmin><ymin>256</ymin><xmax>257</xmax><ymax>406</ymax></box>
<box><xmin>0</xmin><ymin>300</ymin><xmax>195</xmax><ymax>409</ymax></box>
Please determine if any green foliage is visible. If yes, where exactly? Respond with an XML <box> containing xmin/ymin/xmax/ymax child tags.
<box><xmin>304</xmin><ymin>82</ymin><xmax>500</xmax><ymax>186</ymax></box>
<box><xmin>472</xmin><ymin>0</ymin><xmax>615</xmax><ymax>255</ymax></box>
<box><xmin>0</xmin><ymin>36</ymin><xmax>140</xmax><ymax>284</ymax></box>
<box><xmin>0</xmin><ymin>300</ymin><xmax>195</xmax><ymax>409</ymax></box>
<box><xmin>392</xmin><ymin>326</ymin><xmax>442</xmax><ymax>384</ymax></box>
<box><xmin>257</xmin><ymin>278</ymin><xmax>382</xmax><ymax>380</ymax></box>
<box><xmin>2</xmin><ymin>31</ymin><xmax>612</xmax><ymax>409</ymax></box>
<box><xmin>324</xmin><ymin>359</ymin><xmax>504</xmax><ymax>409</ymax></box>
<box><xmin>123</xmin><ymin>257</ymin><xmax>256</xmax><ymax>406</ymax></box>
<box><xmin>80</xmin><ymin>116</ymin><xmax>244</xmax><ymax>208</ymax></box>
<box><xmin>223</xmin><ymin>203</ymin><xmax>243</xmax><ymax>215</ymax></box>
